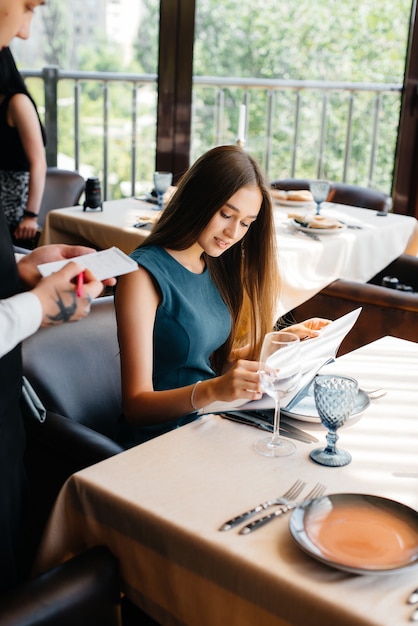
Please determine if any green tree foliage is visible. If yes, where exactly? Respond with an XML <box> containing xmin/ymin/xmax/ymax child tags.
<box><xmin>192</xmin><ymin>0</ymin><xmax>410</xmax><ymax>190</ymax></box>
<box><xmin>41</xmin><ymin>0</ymin><xmax>71</xmax><ymax>67</ymax></box>
<box><xmin>133</xmin><ymin>0</ymin><xmax>159</xmax><ymax>74</ymax></box>
<box><xmin>33</xmin><ymin>0</ymin><xmax>412</xmax><ymax>195</ymax></box>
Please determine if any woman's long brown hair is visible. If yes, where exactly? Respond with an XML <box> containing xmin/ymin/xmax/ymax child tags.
<box><xmin>138</xmin><ymin>145</ymin><xmax>281</xmax><ymax>371</ymax></box>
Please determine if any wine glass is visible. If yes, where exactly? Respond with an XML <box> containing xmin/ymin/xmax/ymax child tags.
<box><xmin>310</xmin><ymin>180</ymin><xmax>330</xmax><ymax>215</ymax></box>
<box><xmin>255</xmin><ymin>331</ymin><xmax>302</xmax><ymax>457</ymax></box>
<box><xmin>153</xmin><ymin>171</ymin><xmax>173</xmax><ymax>210</ymax></box>
<box><xmin>310</xmin><ymin>374</ymin><xmax>358</xmax><ymax>467</ymax></box>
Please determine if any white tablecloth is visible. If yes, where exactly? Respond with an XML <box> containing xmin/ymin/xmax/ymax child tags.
<box><xmin>274</xmin><ymin>202</ymin><xmax>417</xmax><ymax>314</ymax></box>
<box><xmin>34</xmin><ymin>336</ymin><xmax>418</xmax><ymax>626</ymax></box>
<box><xmin>40</xmin><ymin>198</ymin><xmax>418</xmax><ymax>315</ymax></box>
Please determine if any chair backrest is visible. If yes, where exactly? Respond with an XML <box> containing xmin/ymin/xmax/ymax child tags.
<box><xmin>326</xmin><ymin>182</ymin><xmax>391</xmax><ymax>212</ymax></box>
<box><xmin>270</xmin><ymin>179</ymin><xmax>392</xmax><ymax>213</ymax></box>
<box><xmin>38</xmin><ymin>167</ymin><xmax>86</xmax><ymax>228</ymax></box>
<box><xmin>270</xmin><ymin>178</ymin><xmax>313</xmax><ymax>191</ymax></box>
<box><xmin>22</xmin><ymin>296</ymin><xmax>122</xmax><ymax>439</ymax></box>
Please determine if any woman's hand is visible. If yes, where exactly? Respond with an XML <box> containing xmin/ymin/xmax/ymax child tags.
<box><xmin>14</xmin><ymin>216</ymin><xmax>39</xmax><ymax>241</ymax></box>
<box><xmin>198</xmin><ymin>359</ymin><xmax>263</xmax><ymax>408</ymax></box>
<box><xmin>286</xmin><ymin>317</ymin><xmax>331</xmax><ymax>340</ymax></box>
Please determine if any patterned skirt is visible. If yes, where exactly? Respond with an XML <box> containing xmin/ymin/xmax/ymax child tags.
<box><xmin>0</xmin><ymin>170</ymin><xmax>30</xmax><ymax>230</ymax></box>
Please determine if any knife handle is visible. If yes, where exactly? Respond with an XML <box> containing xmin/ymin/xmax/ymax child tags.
<box><xmin>239</xmin><ymin>504</ymin><xmax>292</xmax><ymax>535</ymax></box>
<box><xmin>219</xmin><ymin>505</ymin><xmax>264</xmax><ymax>531</ymax></box>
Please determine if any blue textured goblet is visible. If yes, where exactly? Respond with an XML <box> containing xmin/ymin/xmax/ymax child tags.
<box><xmin>310</xmin><ymin>375</ymin><xmax>358</xmax><ymax>467</ymax></box>
<box><xmin>310</xmin><ymin>180</ymin><xmax>330</xmax><ymax>215</ymax></box>
<box><xmin>153</xmin><ymin>171</ymin><xmax>173</xmax><ymax>210</ymax></box>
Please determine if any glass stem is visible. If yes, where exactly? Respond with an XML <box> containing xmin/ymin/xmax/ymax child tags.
<box><xmin>324</xmin><ymin>429</ymin><xmax>338</xmax><ymax>455</ymax></box>
<box><xmin>270</xmin><ymin>398</ymin><xmax>282</xmax><ymax>446</ymax></box>
<box><xmin>316</xmin><ymin>202</ymin><xmax>321</xmax><ymax>215</ymax></box>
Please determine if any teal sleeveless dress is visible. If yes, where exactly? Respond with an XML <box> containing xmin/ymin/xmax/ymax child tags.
<box><xmin>118</xmin><ymin>245</ymin><xmax>231</xmax><ymax>446</ymax></box>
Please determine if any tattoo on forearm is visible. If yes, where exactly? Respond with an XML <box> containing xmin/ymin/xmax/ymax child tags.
<box><xmin>47</xmin><ymin>289</ymin><xmax>77</xmax><ymax>323</ymax></box>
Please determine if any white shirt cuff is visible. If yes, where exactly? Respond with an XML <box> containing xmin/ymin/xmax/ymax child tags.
<box><xmin>0</xmin><ymin>292</ymin><xmax>42</xmax><ymax>358</ymax></box>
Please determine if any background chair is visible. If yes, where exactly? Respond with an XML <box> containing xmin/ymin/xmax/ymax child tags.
<box><xmin>326</xmin><ymin>182</ymin><xmax>392</xmax><ymax>212</ymax></box>
<box><xmin>21</xmin><ymin>295</ymin><xmax>160</xmax><ymax>626</ymax></box>
<box><xmin>15</xmin><ymin>167</ymin><xmax>86</xmax><ymax>249</ymax></box>
<box><xmin>290</xmin><ymin>253</ymin><xmax>418</xmax><ymax>355</ymax></box>
<box><xmin>270</xmin><ymin>178</ymin><xmax>313</xmax><ymax>191</ymax></box>
<box><xmin>270</xmin><ymin>178</ymin><xmax>392</xmax><ymax>213</ymax></box>
<box><xmin>21</xmin><ymin>296</ymin><xmax>124</xmax><ymax>559</ymax></box>
<box><xmin>38</xmin><ymin>167</ymin><xmax>86</xmax><ymax>229</ymax></box>
<box><xmin>0</xmin><ymin>547</ymin><xmax>122</xmax><ymax>626</ymax></box>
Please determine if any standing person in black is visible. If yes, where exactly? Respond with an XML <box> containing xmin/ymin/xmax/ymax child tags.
<box><xmin>0</xmin><ymin>0</ymin><xmax>116</xmax><ymax>593</ymax></box>
<box><xmin>0</xmin><ymin>46</ymin><xmax>47</xmax><ymax>246</ymax></box>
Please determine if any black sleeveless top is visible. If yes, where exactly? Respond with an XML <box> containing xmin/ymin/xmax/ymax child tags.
<box><xmin>0</xmin><ymin>93</ymin><xmax>46</xmax><ymax>171</ymax></box>
<box><xmin>0</xmin><ymin>207</ymin><xmax>27</xmax><ymax>590</ymax></box>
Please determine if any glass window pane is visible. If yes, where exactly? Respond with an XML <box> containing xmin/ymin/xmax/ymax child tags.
<box><xmin>193</xmin><ymin>0</ymin><xmax>412</xmax><ymax>192</ymax></box>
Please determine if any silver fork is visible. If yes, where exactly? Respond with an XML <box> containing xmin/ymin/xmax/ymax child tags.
<box><xmin>239</xmin><ymin>482</ymin><xmax>326</xmax><ymax>535</ymax></box>
<box><xmin>218</xmin><ymin>479</ymin><xmax>306</xmax><ymax>531</ymax></box>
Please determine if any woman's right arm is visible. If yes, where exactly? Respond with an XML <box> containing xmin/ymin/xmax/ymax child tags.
<box><xmin>9</xmin><ymin>94</ymin><xmax>46</xmax><ymax>240</ymax></box>
<box><xmin>115</xmin><ymin>268</ymin><xmax>264</xmax><ymax>425</ymax></box>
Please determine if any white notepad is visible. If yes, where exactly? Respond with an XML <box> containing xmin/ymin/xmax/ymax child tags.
<box><xmin>37</xmin><ymin>246</ymin><xmax>138</xmax><ymax>281</ymax></box>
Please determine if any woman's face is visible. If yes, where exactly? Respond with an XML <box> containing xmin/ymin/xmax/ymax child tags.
<box><xmin>197</xmin><ymin>185</ymin><xmax>262</xmax><ymax>257</ymax></box>
<box><xmin>0</xmin><ymin>0</ymin><xmax>44</xmax><ymax>49</ymax></box>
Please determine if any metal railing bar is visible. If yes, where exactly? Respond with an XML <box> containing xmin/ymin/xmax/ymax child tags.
<box><xmin>317</xmin><ymin>92</ymin><xmax>328</xmax><ymax>179</ymax></box>
<box><xmin>74</xmin><ymin>81</ymin><xmax>81</xmax><ymax>173</ymax></box>
<box><xmin>291</xmin><ymin>92</ymin><xmax>301</xmax><ymax>178</ymax></box>
<box><xmin>343</xmin><ymin>93</ymin><xmax>355</xmax><ymax>182</ymax></box>
<box><xmin>369</xmin><ymin>93</ymin><xmax>382</xmax><ymax>185</ymax></box>
<box><xmin>131</xmin><ymin>84</ymin><xmax>138</xmax><ymax>198</ymax></box>
<box><xmin>103</xmin><ymin>82</ymin><xmax>109</xmax><ymax>200</ymax></box>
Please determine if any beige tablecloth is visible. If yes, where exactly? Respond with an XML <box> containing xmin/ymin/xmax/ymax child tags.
<box><xmin>39</xmin><ymin>198</ymin><xmax>153</xmax><ymax>255</ymax></box>
<box><xmin>39</xmin><ymin>198</ymin><xmax>418</xmax><ymax>315</ymax></box>
<box><xmin>34</xmin><ymin>336</ymin><xmax>418</xmax><ymax>626</ymax></box>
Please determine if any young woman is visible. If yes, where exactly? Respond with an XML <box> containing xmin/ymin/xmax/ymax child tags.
<box><xmin>0</xmin><ymin>46</ymin><xmax>46</xmax><ymax>245</ymax></box>
<box><xmin>115</xmin><ymin>145</ymin><xmax>328</xmax><ymax>445</ymax></box>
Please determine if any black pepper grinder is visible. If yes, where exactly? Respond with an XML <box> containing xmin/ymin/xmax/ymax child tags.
<box><xmin>83</xmin><ymin>177</ymin><xmax>103</xmax><ymax>211</ymax></box>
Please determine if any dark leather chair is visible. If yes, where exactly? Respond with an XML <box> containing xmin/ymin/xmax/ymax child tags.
<box><xmin>21</xmin><ymin>296</ymin><xmax>159</xmax><ymax>625</ymax></box>
<box><xmin>38</xmin><ymin>167</ymin><xmax>86</xmax><ymax>229</ymax></box>
<box><xmin>0</xmin><ymin>547</ymin><xmax>122</xmax><ymax>626</ymax></box>
<box><xmin>270</xmin><ymin>178</ymin><xmax>313</xmax><ymax>191</ymax></box>
<box><xmin>22</xmin><ymin>295</ymin><xmax>121</xmax><ymax>439</ymax></box>
<box><xmin>270</xmin><ymin>178</ymin><xmax>391</xmax><ymax>213</ymax></box>
<box><xmin>15</xmin><ymin>168</ymin><xmax>85</xmax><ymax>249</ymax></box>
<box><xmin>327</xmin><ymin>182</ymin><xmax>391</xmax><ymax>213</ymax></box>
<box><xmin>21</xmin><ymin>296</ymin><xmax>124</xmax><ymax>560</ymax></box>
<box><xmin>290</xmin><ymin>253</ymin><xmax>418</xmax><ymax>355</ymax></box>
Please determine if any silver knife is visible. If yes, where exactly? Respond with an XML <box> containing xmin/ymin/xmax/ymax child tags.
<box><xmin>220</xmin><ymin>411</ymin><xmax>317</xmax><ymax>444</ymax></box>
<box><xmin>244</xmin><ymin>410</ymin><xmax>318</xmax><ymax>443</ymax></box>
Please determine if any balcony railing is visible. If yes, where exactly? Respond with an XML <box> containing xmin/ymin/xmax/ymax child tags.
<box><xmin>22</xmin><ymin>67</ymin><xmax>402</xmax><ymax>199</ymax></box>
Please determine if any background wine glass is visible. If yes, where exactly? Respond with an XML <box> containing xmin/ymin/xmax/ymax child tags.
<box><xmin>255</xmin><ymin>331</ymin><xmax>301</xmax><ymax>457</ymax></box>
<box><xmin>310</xmin><ymin>374</ymin><xmax>358</xmax><ymax>467</ymax></box>
<box><xmin>310</xmin><ymin>180</ymin><xmax>330</xmax><ymax>215</ymax></box>
<box><xmin>153</xmin><ymin>171</ymin><xmax>173</xmax><ymax>210</ymax></box>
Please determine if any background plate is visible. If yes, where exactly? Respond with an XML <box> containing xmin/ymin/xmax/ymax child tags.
<box><xmin>289</xmin><ymin>493</ymin><xmax>418</xmax><ymax>574</ymax></box>
<box><xmin>275</xmin><ymin>199</ymin><xmax>315</xmax><ymax>208</ymax></box>
<box><xmin>290</xmin><ymin>218</ymin><xmax>346</xmax><ymax>235</ymax></box>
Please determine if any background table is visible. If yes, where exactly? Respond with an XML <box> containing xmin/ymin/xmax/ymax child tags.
<box><xmin>39</xmin><ymin>198</ymin><xmax>153</xmax><ymax>255</ymax></box>
<box><xmin>39</xmin><ymin>198</ymin><xmax>417</xmax><ymax>315</ymax></box>
<box><xmin>34</xmin><ymin>336</ymin><xmax>418</xmax><ymax>626</ymax></box>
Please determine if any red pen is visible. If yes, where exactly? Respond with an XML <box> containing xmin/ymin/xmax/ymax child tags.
<box><xmin>76</xmin><ymin>271</ymin><xmax>85</xmax><ymax>297</ymax></box>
